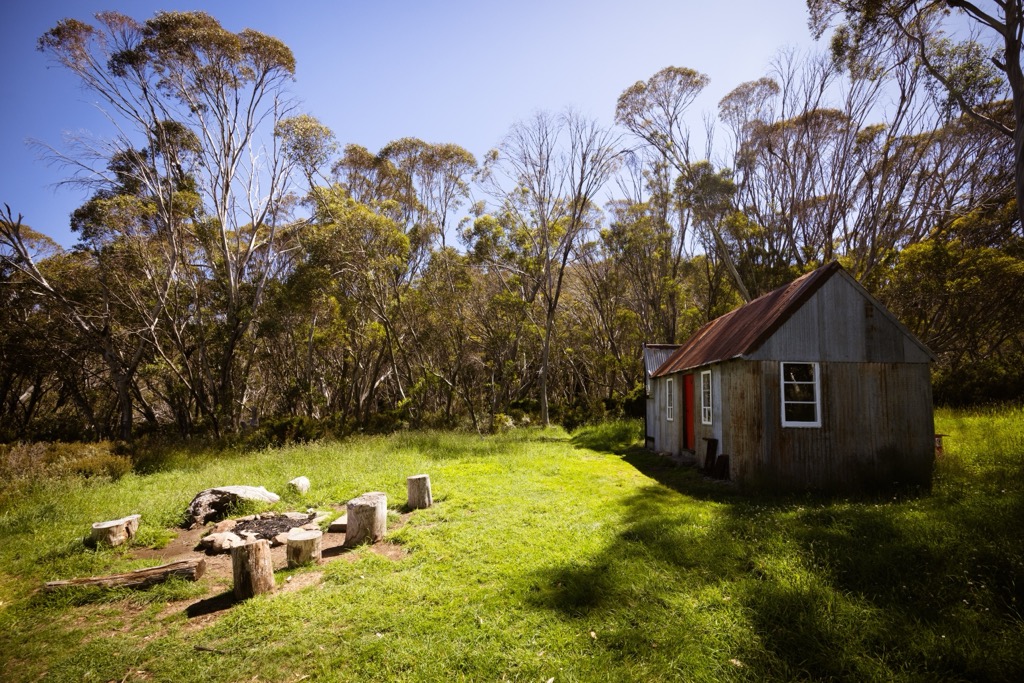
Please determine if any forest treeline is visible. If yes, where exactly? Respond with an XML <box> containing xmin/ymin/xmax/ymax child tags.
<box><xmin>2</xmin><ymin>7</ymin><xmax>1023</xmax><ymax>443</ymax></box>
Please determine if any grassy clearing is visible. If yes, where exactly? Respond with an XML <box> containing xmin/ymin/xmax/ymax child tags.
<box><xmin>0</xmin><ymin>412</ymin><xmax>1022</xmax><ymax>682</ymax></box>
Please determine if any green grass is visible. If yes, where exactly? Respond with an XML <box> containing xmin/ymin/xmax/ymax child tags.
<box><xmin>0</xmin><ymin>413</ymin><xmax>1022</xmax><ymax>682</ymax></box>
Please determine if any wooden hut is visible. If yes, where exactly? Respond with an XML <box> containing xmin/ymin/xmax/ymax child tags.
<box><xmin>647</xmin><ymin>262</ymin><xmax>935</xmax><ymax>491</ymax></box>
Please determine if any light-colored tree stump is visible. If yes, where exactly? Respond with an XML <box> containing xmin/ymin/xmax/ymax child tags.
<box><xmin>344</xmin><ymin>491</ymin><xmax>387</xmax><ymax>547</ymax></box>
<box><xmin>406</xmin><ymin>474</ymin><xmax>433</xmax><ymax>509</ymax></box>
<box><xmin>286</xmin><ymin>529</ymin><xmax>323</xmax><ymax>568</ymax></box>
<box><xmin>90</xmin><ymin>514</ymin><xmax>141</xmax><ymax>547</ymax></box>
<box><xmin>44</xmin><ymin>559</ymin><xmax>205</xmax><ymax>592</ymax></box>
<box><xmin>231</xmin><ymin>539</ymin><xmax>274</xmax><ymax>600</ymax></box>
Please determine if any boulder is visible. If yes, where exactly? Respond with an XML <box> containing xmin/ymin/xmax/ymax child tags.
<box><xmin>288</xmin><ymin>476</ymin><xmax>311</xmax><ymax>494</ymax></box>
<box><xmin>200</xmin><ymin>531</ymin><xmax>246</xmax><ymax>553</ymax></box>
<box><xmin>184</xmin><ymin>486</ymin><xmax>280</xmax><ymax>527</ymax></box>
<box><xmin>210</xmin><ymin>519</ymin><xmax>238</xmax><ymax>534</ymax></box>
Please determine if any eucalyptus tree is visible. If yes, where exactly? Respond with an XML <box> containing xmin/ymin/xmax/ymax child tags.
<box><xmin>616</xmin><ymin>66</ymin><xmax>753</xmax><ymax>301</ymax></box>
<box><xmin>720</xmin><ymin>44</ymin><xmax>1007</xmax><ymax>287</ymax></box>
<box><xmin>471</xmin><ymin>110</ymin><xmax>620</xmax><ymax>426</ymax></box>
<box><xmin>379</xmin><ymin>138</ymin><xmax>478</xmax><ymax>249</ymax></box>
<box><xmin>0</xmin><ymin>211</ymin><xmax>72</xmax><ymax>437</ymax></box>
<box><xmin>808</xmin><ymin>0</ymin><xmax>1021</xmax><ymax>230</ymax></box>
<box><xmin>38</xmin><ymin>11</ymin><xmax>300</xmax><ymax>434</ymax></box>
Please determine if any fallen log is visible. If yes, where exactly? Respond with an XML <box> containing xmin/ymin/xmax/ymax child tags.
<box><xmin>44</xmin><ymin>559</ymin><xmax>205</xmax><ymax>592</ymax></box>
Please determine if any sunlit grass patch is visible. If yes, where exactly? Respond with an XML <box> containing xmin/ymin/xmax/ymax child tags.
<box><xmin>0</xmin><ymin>411</ymin><xmax>1022</xmax><ymax>681</ymax></box>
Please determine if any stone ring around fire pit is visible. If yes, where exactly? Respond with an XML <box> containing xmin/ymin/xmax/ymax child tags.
<box><xmin>198</xmin><ymin>511</ymin><xmax>331</xmax><ymax>553</ymax></box>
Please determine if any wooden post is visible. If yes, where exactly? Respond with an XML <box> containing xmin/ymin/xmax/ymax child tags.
<box><xmin>89</xmin><ymin>514</ymin><xmax>141</xmax><ymax>547</ymax></box>
<box><xmin>231</xmin><ymin>539</ymin><xmax>274</xmax><ymax>600</ymax></box>
<box><xmin>286</xmin><ymin>529</ymin><xmax>323</xmax><ymax>568</ymax></box>
<box><xmin>407</xmin><ymin>474</ymin><xmax>433</xmax><ymax>509</ymax></box>
<box><xmin>344</xmin><ymin>491</ymin><xmax>387</xmax><ymax>547</ymax></box>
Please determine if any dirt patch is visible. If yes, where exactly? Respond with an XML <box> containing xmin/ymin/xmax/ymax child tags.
<box><xmin>144</xmin><ymin>506</ymin><xmax>411</xmax><ymax>623</ymax></box>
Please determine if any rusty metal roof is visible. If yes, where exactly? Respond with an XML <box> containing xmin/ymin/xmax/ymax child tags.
<box><xmin>652</xmin><ymin>262</ymin><xmax>842</xmax><ymax>377</ymax></box>
<box><xmin>643</xmin><ymin>344</ymin><xmax>681</xmax><ymax>377</ymax></box>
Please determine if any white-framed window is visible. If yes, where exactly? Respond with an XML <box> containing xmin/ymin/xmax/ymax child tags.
<box><xmin>666</xmin><ymin>377</ymin><xmax>674</xmax><ymax>421</ymax></box>
<box><xmin>700</xmin><ymin>370</ymin><xmax>712</xmax><ymax>425</ymax></box>
<box><xmin>781</xmin><ymin>362</ymin><xmax>821</xmax><ymax>428</ymax></box>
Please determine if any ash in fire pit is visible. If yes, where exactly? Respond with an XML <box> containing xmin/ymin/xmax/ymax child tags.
<box><xmin>198</xmin><ymin>512</ymin><xmax>321</xmax><ymax>553</ymax></box>
<box><xmin>234</xmin><ymin>513</ymin><xmax>316</xmax><ymax>541</ymax></box>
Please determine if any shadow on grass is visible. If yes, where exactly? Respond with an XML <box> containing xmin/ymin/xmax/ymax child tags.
<box><xmin>523</xmin><ymin>449</ymin><xmax>1024</xmax><ymax>681</ymax></box>
<box><xmin>569</xmin><ymin>420</ymin><xmax>644</xmax><ymax>455</ymax></box>
<box><xmin>186</xmin><ymin>590</ymin><xmax>237</xmax><ymax>618</ymax></box>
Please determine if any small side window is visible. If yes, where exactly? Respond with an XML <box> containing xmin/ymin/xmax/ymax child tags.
<box><xmin>700</xmin><ymin>370</ymin><xmax>712</xmax><ymax>425</ymax></box>
<box><xmin>781</xmin><ymin>362</ymin><xmax>821</xmax><ymax>428</ymax></box>
<box><xmin>666</xmin><ymin>377</ymin><xmax>674</xmax><ymax>421</ymax></box>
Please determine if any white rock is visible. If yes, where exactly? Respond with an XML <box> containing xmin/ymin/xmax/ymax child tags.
<box><xmin>202</xmin><ymin>531</ymin><xmax>245</xmax><ymax>552</ymax></box>
<box><xmin>210</xmin><ymin>519</ymin><xmax>237</xmax><ymax>534</ymax></box>
<box><xmin>288</xmin><ymin>476</ymin><xmax>311</xmax><ymax>494</ymax></box>
<box><xmin>328</xmin><ymin>514</ymin><xmax>347</xmax><ymax>533</ymax></box>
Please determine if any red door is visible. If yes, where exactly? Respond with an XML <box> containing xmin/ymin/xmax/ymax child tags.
<box><xmin>683</xmin><ymin>374</ymin><xmax>695</xmax><ymax>451</ymax></box>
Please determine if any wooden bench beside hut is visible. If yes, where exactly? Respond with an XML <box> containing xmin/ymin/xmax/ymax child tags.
<box><xmin>646</xmin><ymin>261</ymin><xmax>935</xmax><ymax>492</ymax></box>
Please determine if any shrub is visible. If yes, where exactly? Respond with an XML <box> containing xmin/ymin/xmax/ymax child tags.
<box><xmin>63</xmin><ymin>450</ymin><xmax>133</xmax><ymax>480</ymax></box>
<box><xmin>254</xmin><ymin>415</ymin><xmax>331</xmax><ymax>448</ymax></box>
<box><xmin>491</xmin><ymin>413</ymin><xmax>516</xmax><ymax>433</ymax></box>
<box><xmin>0</xmin><ymin>441</ymin><xmax>133</xmax><ymax>484</ymax></box>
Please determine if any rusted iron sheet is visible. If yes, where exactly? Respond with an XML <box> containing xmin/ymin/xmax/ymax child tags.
<box><xmin>652</xmin><ymin>262</ymin><xmax>841</xmax><ymax>377</ymax></box>
<box><xmin>643</xmin><ymin>344</ymin><xmax>681</xmax><ymax>377</ymax></box>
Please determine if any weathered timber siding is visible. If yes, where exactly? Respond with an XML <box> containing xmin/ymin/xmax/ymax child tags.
<box><xmin>720</xmin><ymin>360</ymin><xmax>934</xmax><ymax>490</ymax></box>
<box><xmin>748</xmin><ymin>272</ymin><xmax>932</xmax><ymax>365</ymax></box>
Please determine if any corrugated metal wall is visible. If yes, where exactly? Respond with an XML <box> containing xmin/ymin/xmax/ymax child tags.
<box><xmin>720</xmin><ymin>360</ymin><xmax>934</xmax><ymax>490</ymax></box>
<box><xmin>649</xmin><ymin>375</ymin><xmax>681</xmax><ymax>454</ymax></box>
<box><xmin>749</xmin><ymin>271</ymin><xmax>932</xmax><ymax>365</ymax></box>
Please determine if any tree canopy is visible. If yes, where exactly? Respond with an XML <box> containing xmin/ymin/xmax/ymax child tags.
<box><xmin>1</xmin><ymin>7</ymin><xmax>1020</xmax><ymax>442</ymax></box>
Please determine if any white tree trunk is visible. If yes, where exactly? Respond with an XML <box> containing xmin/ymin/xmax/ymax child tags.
<box><xmin>406</xmin><ymin>474</ymin><xmax>433</xmax><ymax>509</ymax></box>
<box><xmin>344</xmin><ymin>492</ymin><xmax>387</xmax><ymax>547</ymax></box>
<box><xmin>286</xmin><ymin>529</ymin><xmax>322</xmax><ymax>568</ymax></box>
<box><xmin>231</xmin><ymin>539</ymin><xmax>274</xmax><ymax>599</ymax></box>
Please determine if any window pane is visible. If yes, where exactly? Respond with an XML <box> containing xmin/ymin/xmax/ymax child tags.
<box><xmin>784</xmin><ymin>383</ymin><xmax>816</xmax><ymax>402</ymax></box>
<box><xmin>784</xmin><ymin>363</ymin><xmax>815</xmax><ymax>383</ymax></box>
<box><xmin>785</xmin><ymin>403</ymin><xmax>817</xmax><ymax>423</ymax></box>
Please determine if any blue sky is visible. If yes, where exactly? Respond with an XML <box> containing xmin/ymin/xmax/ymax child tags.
<box><xmin>1</xmin><ymin>1</ymin><xmax>820</xmax><ymax>246</ymax></box>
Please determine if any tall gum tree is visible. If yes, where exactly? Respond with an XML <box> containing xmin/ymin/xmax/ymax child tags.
<box><xmin>808</xmin><ymin>0</ymin><xmax>1023</xmax><ymax>232</ymax></box>
<box><xmin>473</xmin><ymin>110</ymin><xmax>620</xmax><ymax>427</ymax></box>
<box><xmin>616</xmin><ymin>66</ymin><xmax>754</xmax><ymax>301</ymax></box>
<box><xmin>38</xmin><ymin>11</ymin><xmax>299</xmax><ymax>434</ymax></box>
